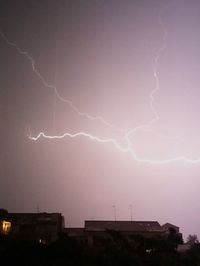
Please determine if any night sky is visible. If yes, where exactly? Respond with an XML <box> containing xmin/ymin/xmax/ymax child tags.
<box><xmin>1</xmin><ymin>0</ymin><xmax>200</xmax><ymax>240</ymax></box>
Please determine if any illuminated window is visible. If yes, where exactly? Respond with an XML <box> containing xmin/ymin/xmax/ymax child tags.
<box><xmin>2</xmin><ymin>221</ymin><xmax>11</xmax><ymax>235</ymax></box>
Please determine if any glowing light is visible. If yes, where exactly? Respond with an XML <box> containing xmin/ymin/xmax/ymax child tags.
<box><xmin>38</xmin><ymin>238</ymin><xmax>47</xmax><ymax>245</ymax></box>
<box><xmin>1</xmin><ymin>220</ymin><xmax>11</xmax><ymax>235</ymax></box>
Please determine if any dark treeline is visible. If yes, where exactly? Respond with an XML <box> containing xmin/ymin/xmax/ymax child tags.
<box><xmin>0</xmin><ymin>230</ymin><xmax>200</xmax><ymax>266</ymax></box>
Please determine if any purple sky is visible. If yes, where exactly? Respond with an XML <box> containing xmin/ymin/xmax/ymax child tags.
<box><xmin>1</xmin><ymin>0</ymin><xmax>200</xmax><ymax>240</ymax></box>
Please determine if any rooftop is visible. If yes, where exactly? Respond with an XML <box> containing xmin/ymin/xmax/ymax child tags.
<box><xmin>85</xmin><ymin>220</ymin><xmax>163</xmax><ymax>232</ymax></box>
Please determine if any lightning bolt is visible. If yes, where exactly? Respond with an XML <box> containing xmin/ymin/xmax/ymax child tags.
<box><xmin>149</xmin><ymin>16</ymin><xmax>167</xmax><ymax>126</ymax></box>
<box><xmin>29</xmin><ymin>132</ymin><xmax>128</xmax><ymax>152</ymax></box>
<box><xmin>0</xmin><ymin>30</ymin><xmax>124</xmax><ymax>133</ymax></box>
<box><xmin>29</xmin><ymin>132</ymin><xmax>200</xmax><ymax>164</ymax></box>
<box><xmin>126</xmin><ymin>14</ymin><xmax>167</xmax><ymax>138</ymax></box>
<box><xmin>2</xmin><ymin>12</ymin><xmax>200</xmax><ymax>164</ymax></box>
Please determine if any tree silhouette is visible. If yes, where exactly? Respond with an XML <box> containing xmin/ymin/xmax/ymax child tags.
<box><xmin>187</xmin><ymin>234</ymin><xmax>199</xmax><ymax>245</ymax></box>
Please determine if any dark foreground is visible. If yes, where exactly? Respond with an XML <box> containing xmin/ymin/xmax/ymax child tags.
<box><xmin>1</xmin><ymin>233</ymin><xmax>200</xmax><ymax>266</ymax></box>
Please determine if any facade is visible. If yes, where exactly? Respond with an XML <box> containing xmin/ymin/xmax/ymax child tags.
<box><xmin>0</xmin><ymin>212</ymin><xmax>65</xmax><ymax>244</ymax></box>
<box><xmin>162</xmin><ymin>223</ymin><xmax>180</xmax><ymax>233</ymax></box>
<box><xmin>64</xmin><ymin>227</ymin><xmax>86</xmax><ymax>245</ymax></box>
<box><xmin>177</xmin><ymin>243</ymin><xmax>191</xmax><ymax>253</ymax></box>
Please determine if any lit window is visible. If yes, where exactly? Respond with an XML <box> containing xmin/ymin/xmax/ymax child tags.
<box><xmin>2</xmin><ymin>221</ymin><xmax>11</xmax><ymax>235</ymax></box>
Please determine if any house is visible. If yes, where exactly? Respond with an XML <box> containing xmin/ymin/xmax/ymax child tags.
<box><xmin>162</xmin><ymin>223</ymin><xmax>180</xmax><ymax>233</ymax></box>
<box><xmin>64</xmin><ymin>227</ymin><xmax>86</xmax><ymax>245</ymax></box>
<box><xmin>84</xmin><ymin>220</ymin><xmax>166</xmax><ymax>246</ymax></box>
<box><xmin>177</xmin><ymin>243</ymin><xmax>191</xmax><ymax>253</ymax></box>
<box><xmin>65</xmin><ymin>220</ymin><xmax>181</xmax><ymax>247</ymax></box>
<box><xmin>0</xmin><ymin>211</ymin><xmax>65</xmax><ymax>244</ymax></box>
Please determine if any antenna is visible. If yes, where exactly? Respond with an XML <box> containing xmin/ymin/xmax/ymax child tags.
<box><xmin>129</xmin><ymin>204</ymin><xmax>133</xmax><ymax>222</ymax></box>
<box><xmin>112</xmin><ymin>205</ymin><xmax>117</xmax><ymax>221</ymax></box>
<box><xmin>36</xmin><ymin>203</ymin><xmax>40</xmax><ymax>213</ymax></box>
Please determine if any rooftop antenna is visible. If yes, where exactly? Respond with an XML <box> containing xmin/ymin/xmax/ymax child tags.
<box><xmin>112</xmin><ymin>205</ymin><xmax>117</xmax><ymax>221</ymax></box>
<box><xmin>129</xmin><ymin>204</ymin><xmax>133</xmax><ymax>222</ymax></box>
<box><xmin>36</xmin><ymin>203</ymin><xmax>40</xmax><ymax>213</ymax></box>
